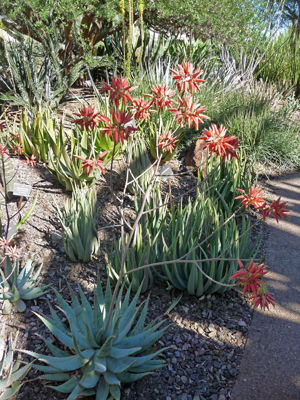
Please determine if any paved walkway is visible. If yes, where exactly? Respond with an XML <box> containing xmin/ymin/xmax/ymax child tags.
<box><xmin>232</xmin><ymin>172</ymin><xmax>300</xmax><ymax>400</ymax></box>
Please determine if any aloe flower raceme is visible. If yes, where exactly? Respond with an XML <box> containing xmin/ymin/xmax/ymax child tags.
<box><xmin>158</xmin><ymin>131</ymin><xmax>179</xmax><ymax>153</ymax></box>
<box><xmin>0</xmin><ymin>145</ymin><xmax>9</xmax><ymax>157</ymax></box>
<box><xmin>263</xmin><ymin>197</ymin><xmax>290</xmax><ymax>222</ymax></box>
<box><xmin>169</xmin><ymin>95</ymin><xmax>209</xmax><ymax>130</ymax></box>
<box><xmin>199</xmin><ymin>124</ymin><xmax>240</xmax><ymax>161</ymax></box>
<box><xmin>145</xmin><ymin>85</ymin><xmax>177</xmax><ymax>111</ymax></box>
<box><xmin>235</xmin><ymin>187</ymin><xmax>265</xmax><ymax>210</ymax></box>
<box><xmin>170</xmin><ymin>61</ymin><xmax>205</xmax><ymax>94</ymax></box>
<box><xmin>100</xmin><ymin>110</ymin><xmax>138</xmax><ymax>144</ymax></box>
<box><xmin>21</xmin><ymin>277</ymin><xmax>168</xmax><ymax>400</ymax></box>
<box><xmin>74</xmin><ymin>150</ymin><xmax>109</xmax><ymax>176</ymax></box>
<box><xmin>0</xmin><ymin>257</ymin><xmax>50</xmax><ymax>314</ymax></box>
<box><xmin>129</xmin><ymin>97</ymin><xmax>156</xmax><ymax>122</ymax></box>
<box><xmin>230</xmin><ymin>260</ymin><xmax>268</xmax><ymax>296</ymax></box>
<box><xmin>249</xmin><ymin>284</ymin><xmax>275</xmax><ymax>310</ymax></box>
<box><xmin>23</xmin><ymin>155</ymin><xmax>36</xmax><ymax>166</ymax></box>
<box><xmin>102</xmin><ymin>76</ymin><xmax>136</xmax><ymax>107</ymax></box>
<box><xmin>74</xmin><ymin>105</ymin><xmax>109</xmax><ymax>131</ymax></box>
<box><xmin>12</xmin><ymin>143</ymin><xmax>23</xmax><ymax>155</ymax></box>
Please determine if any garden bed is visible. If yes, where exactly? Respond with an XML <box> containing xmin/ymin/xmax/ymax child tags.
<box><xmin>0</xmin><ymin>157</ymin><xmax>267</xmax><ymax>400</ymax></box>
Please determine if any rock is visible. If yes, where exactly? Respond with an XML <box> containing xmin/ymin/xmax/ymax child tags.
<box><xmin>181</xmin><ymin>376</ymin><xmax>188</xmax><ymax>384</ymax></box>
<box><xmin>185</xmin><ymin>139</ymin><xmax>208</xmax><ymax>173</ymax></box>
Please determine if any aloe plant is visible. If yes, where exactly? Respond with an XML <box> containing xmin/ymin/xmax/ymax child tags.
<box><xmin>127</xmin><ymin>136</ymin><xmax>153</xmax><ymax>195</ymax></box>
<box><xmin>56</xmin><ymin>185</ymin><xmax>100</xmax><ymax>262</ymax></box>
<box><xmin>157</xmin><ymin>194</ymin><xmax>261</xmax><ymax>296</ymax></box>
<box><xmin>21</xmin><ymin>277</ymin><xmax>168</xmax><ymax>400</ymax></box>
<box><xmin>0</xmin><ymin>330</ymin><xmax>33</xmax><ymax>400</ymax></box>
<box><xmin>0</xmin><ymin>257</ymin><xmax>50</xmax><ymax>314</ymax></box>
<box><xmin>198</xmin><ymin>153</ymin><xmax>254</xmax><ymax>214</ymax></box>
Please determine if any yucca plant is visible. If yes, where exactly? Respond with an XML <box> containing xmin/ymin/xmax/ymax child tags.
<box><xmin>21</xmin><ymin>277</ymin><xmax>168</xmax><ymax>400</ymax></box>
<box><xmin>0</xmin><ymin>257</ymin><xmax>50</xmax><ymax>314</ymax></box>
<box><xmin>56</xmin><ymin>185</ymin><xmax>100</xmax><ymax>262</ymax></box>
<box><xmin>157</xmin><ymin>195</ymin><xmax>261</xmax><ymax>296</ymax></box>
<box><xmin>0</xmin><ymin>331</ymin><xmax>33</xmax><ymax>400</ymax></box>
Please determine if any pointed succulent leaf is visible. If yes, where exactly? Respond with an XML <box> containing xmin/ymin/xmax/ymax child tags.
<box><xmin>42</xmin><ymin>373</ymin><xmax>71</xmax><ymax>381</ymax></box>
<box><xmin>103</xmin><ymin>370</ymin><xmax>120</xmax><ymax>386</ymax></box>
<box><xmin>47</xmin><ymin>377</ymin><xmax>77</xmax><ymax>393</ymax></box>
<box><xmin>115</xmin><ymin>371</ymin><xmax>151</xmax><ymax>383</ymax></box>
<box><xmin>110</xmin><ymin>347</ymin><xmax>142</xmax><ymax>359</ymax></box>
<box><xmin>79</xmin><ymin>360</ymin><xmax>100</xmax><ymax>389</ymax></box>
<box><xmin>96</xmin><ymin>377</ymin><xmax>110</xmax><ymax>400</ymax></box>
<box><xmin>106</xmin><ymin>356</ymin><xmax>136</xmax><ymax>374</ymax></box>
<box><xmin>109</xmin><ymin>384</ymin><xmax>121</xmax><ymax>399</ymax></box>
<box><xmin>95</xmin><ymin>336</ymin><xmax>114</xmax><ymax>358</ymax></box>
<box><xmin>94</xmin><ymin>356</ymin><xmax>107</xmax><ymax>373</ymax></box>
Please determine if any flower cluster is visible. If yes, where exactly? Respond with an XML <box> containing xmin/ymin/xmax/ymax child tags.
<box><xmin>145</xmin><ymin>85</ymin><xmax>176</xmax><ymax>110</ymax></box>
<box><xmin>230</xmin><ymin>260</ymin><xmax>274</xmax><ymax>310</ymax></box>
<box><xmin>102</xmin><ymin>76</ymin><xmax>135</xmax><ymax>107</ymax></box>
<box><xmin>75</xmin><ymin>150</ymin><xmax>109</xmax><ymax>176</ymax></box>
<box><xmin>74</xmin><ymin>105</ymin><xmax>109</xmax><ymax>131</ymax></box>
<box><xmin>23</xmin><ymin>155</ymin><xmax>36</xmax><ymax>166</ymax></box>
<box><xmin>157</xmin><ymin>131</ymin><xmax>179</xmax><ymax>154</ymax></box>
<box><xmin>236</xmin><ymin>186</ymin><xmax>290</xmax><ymax>222</ymax></box>
<box><xmin>198</xmin><ymin>124</ymin><xmax>240</xmax><ymax>161</ymax></box>
<box><xmin>170</xmin><ymin>95</ymin><xmax>208</xmax><ymax>130</ymax></box>
<box><xmin>128</xmin><ymin>97</ymin><xmax>155</xmax><ymax>122</ymax></box>
<box><xmin>170</xmin><ymin>61</ymin><xmax>205</xmax><ymax>94</ymax></box>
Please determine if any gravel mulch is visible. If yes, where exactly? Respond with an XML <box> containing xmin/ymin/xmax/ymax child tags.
<box><xmin>0</xmin><ymin>156</ymin><xmax>269</xmax><ymax>400</ymax></box>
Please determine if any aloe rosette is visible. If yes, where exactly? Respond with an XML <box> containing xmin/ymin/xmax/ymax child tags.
<box><xmin>0</xmin><ymin>332</ymin><xmax>33</xmax><ymax>400</ymax></box>
<box><xmin>21</xmin><ymin>277</ymin><xmax>168</xmax><ymax>400</ymax></box>
<box><xmin>0</xmin><ymin>257</ymin><xmax>50</xmax><ymax>314</ymax></box>
<box><xmin>56</xmin><ymin>185</ymin><xmax>100</xmax><ymax>262</ymax></box>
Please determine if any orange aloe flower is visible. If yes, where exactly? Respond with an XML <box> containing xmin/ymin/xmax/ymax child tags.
<box><xmin>249</xmin><ymin>284</ymin><xmax>275</xmax><ymax>310</ymax></box>
<box><xmin>0</xmin><ymin>145</ymin><xmax>9</xmax><ymax>157</ymax></box>
<box><xmin>129</xmin><ymin>97</ymin><xmax>156</xmax><ymax>122</ymax></box>
<box><xmin>170</xmin><ymin>61</ymin><xmax>205</xmax><ymax>94</ymax></box>
<box><xmin>157</xmin><ymin>131</ymin><xmax>179</xmax><ymax>153</ymax></box>
<box><xmin>102</xmin><ymin>76</ymin><xmax>136</xmax><ymax>107</ymax></box>
<box><xmin>169</xmin><ymin>94</ymin><xmax>208</xmax><ymax>130</ymax></box>
<box><xmin>75</xmin><ymin>151</ymin><xmax>109</xmax><ymax>176</ymax></box>
<box><xmin>74</xmin><ymin>105</ymin><xmax>108</xmax><ymax>131</ymax></box>
<box><xmin>235</xmin><ymin>187</ymin><xmax>265</xmax><ymax>210</ymax></box>
<box><xmin>100</xmin><ymin>110</ymin><xmax>138</xmax><ymax>144</ymax></box>
<box><xmin>198</xmin><ymin>124</ymin><xmax>239</xmax><ymax>161</ymax></box>
<box><xmin>145</xmin><ymin>85</ymin><xmax>177</xmax><ymax>110</ymax></box>
<box><xmin>262</xmin><ymin>197</ymin><xmax>290</xmax><ymax>223</ymax></box>
<box><xmin>230</xmin><ymin>260</ymin><xmax>268</xmax><ymax>296</ymax></box>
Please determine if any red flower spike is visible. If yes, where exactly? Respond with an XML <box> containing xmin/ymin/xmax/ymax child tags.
<box><xmin>157</xmin><ymin>131</ymin><xmax>179</xmax><ymax>154</ymax></box>
<box><xmin>129</xmin><ymin>97</ymin><xmax>156</xmax><ymax>122</ymax></box>
<box><xmin>100</xmin><ymin>110</ymin><xmax>138</xmax><ymax>144</ymax></box>
<box><xmin>0</xmin><ymin>145</ymin><xmax>9</xmax><ymax>157</ymax></box>
<box><xmin>13</xmin><ymin>143</ymin><xmax>23</xmax><ymax>155</ymax></box>
<box><xmin>23</xmin><ymin>155</ymin><xmax>36</xmax><ymax>166</ymax></box>
<box><xmin>170</xmin><ymin>61</ymin><xmax>205</xmax><ymax>94</ymax></box>
<box><xmin>169</xmin><ymin>95</ymin><xmax>209</xmax><ymax>130</ymax></box>
<box><xmin>230</xmin><ymin>260</ymin><xmax>268</xmax><ymax>296</ymax></box>
<box><xmin>0</xmin><ymin>121</ymin><xmax>6</xmax><ymax>132</ymax></box>
<box><xmin>263</xmin><ymin>197</ymin><xmax>290</xmax><ymax>223</ymax></box>
<box><xmin>249</xmin><ymin>284</ymin><xmax>275</xmax><ymax>310</ymax></box>
<box><xmin>235</xmin><ymin>186</ymin><xmax>265</xmax><ymax>210</ymax></box>
<box><xmin>75</xmin><ymin>151</ymin><xmax>109</xmax><ymax>176</ymax></box>
<box><xmin>145</xmin><ymin>85</ymin><xmax>177</xmax><ymax>111</ymax></box>
<box><xmin>102</xmin><ymin>77</ymin><xmax>136</xmax><ymax>108</ymax></box>
<box><xmin>74</xmin><ymin>105</ymin><xmax>108</xmax><ymax>131</ymax></box>
<box><xmin>198</xmin><ymin>124</ymin><xmax>240</xmax><ymax>161</ymax></box>
<box><xmin>10</xmin><ymin>132</ymin><xmax>21</xmax><ymax>143</ymax></box>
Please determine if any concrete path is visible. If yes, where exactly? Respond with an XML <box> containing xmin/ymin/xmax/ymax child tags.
<box><xmin>231</xmin><ymin>172</ymin><xmax>300</xmax><ymax>400</ymax></box>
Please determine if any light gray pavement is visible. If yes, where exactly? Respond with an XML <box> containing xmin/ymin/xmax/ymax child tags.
<box><xmin>231</xmin><ymin>172</ymin><xmax>300</xmax><ymax>400</ymax></box>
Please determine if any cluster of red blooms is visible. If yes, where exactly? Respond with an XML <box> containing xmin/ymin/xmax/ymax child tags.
<box><xmin>0</xmin><ymin>237</ymin><xmax>19</xmax><ymax>258</ymax></box>
<box><xmin>235</xmin><ymin>186</ymin><xmax>290</xmax><ymax>223</ymax></box>
<box><xmin>230</xmin><ymin>186</ymin><xmax>291</xmax><ymax>309</ymax></box>
<box><xmin>230</xmin><ymin>260</ymin><xmax>275</xmax><ymax>310</ymax></box>
<box><xmin>157</xmin><ymin>131</ymin><xmax>179</xmax><ymax>154</ymax></box>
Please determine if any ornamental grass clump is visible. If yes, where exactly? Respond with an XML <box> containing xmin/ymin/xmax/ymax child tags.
<box><xmin>0</xmin><ymin>257</ymin><xmax>50</xmax><ymax>314</ymax></box>
<box><xmin>56</xmin><ymin>185</ymin><xmax>100</xmax><ymax>262</ymax></box>
<box><xmin>21</xmin><ymin>277</ymin><xmax>167</xmax><ymax>400</ymax></box>
<box><xmin>0</xmin><ymin>331</ymin><xmax>33</xmax><ymax>400</ymax></box>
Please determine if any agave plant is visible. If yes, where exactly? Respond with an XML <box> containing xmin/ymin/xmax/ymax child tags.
<box><xmin>0</xmin><ymin>257</ymin><xmax>50</xmax><ymax>314</ymax></box>
<box><xmin>0</xmin><ymin>330</ymin><xmax>33</xmax><ymax>400</ymax></box>
<box><xmin>21</xmin><ymin>277</ymin><xmax>168</xmax><ymax>400</ymax></box>
<box><xmin>157</xmin><ymin>194</ymin><xmax>261</xmax><ymax>296</ymax></box>
<box><xmin>56</xmin><ymin>185</ymin><xmax>100</xmax><ymax>262</ymax></box>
